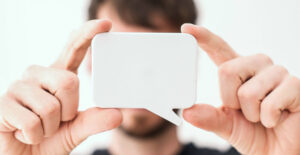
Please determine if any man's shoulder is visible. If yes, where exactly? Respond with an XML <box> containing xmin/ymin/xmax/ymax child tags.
<box><xmin>178</xmin><ymin>143</ymin><xmax>240</xmax><ymax>155</ymax></box>
<box><xmin>92</xmin><ymin>149</ymin><xmax>110</xmax><ymax>155</ymax></box>
<box><xmin>92</xmin><ymin>143</ymin><xmax>240</xmax><ymax>155</ymax></box>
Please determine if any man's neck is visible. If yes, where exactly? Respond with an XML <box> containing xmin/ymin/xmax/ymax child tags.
<box><xmin>109</xmin><ymin>126</ymin><xmax>181</xmax><ymax>155</ymax></box>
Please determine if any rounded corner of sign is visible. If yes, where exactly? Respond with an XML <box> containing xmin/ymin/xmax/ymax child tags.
<box><xmin>183</xmin><ymin>102</ymin><xmax>196</xmax><ymax>109</ymax></box>
<box><xmin>91</xmin><ymin>34</ymin><xmax>100</xmax><ymax>45</ymax></box>
<box><xmin>182</xmin><ymin>33</ymin><xmax>197</xmax><ymax>42</ymax></box>
<box><xmin>92</xmin><ymin>33</ymin><xmax>108</xmax><ymax>44</ymax></box>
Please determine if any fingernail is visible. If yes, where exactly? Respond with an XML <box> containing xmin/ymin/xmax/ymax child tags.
<box><xmin>183</xmin><ymin>23</ymin><xmax>195</xmax><ymax>26</ymax></box>
<box><xmin>95</xmin><ymin>19</ymin><xmax>104</xmax><ymax>23</ymax></box>
<box><xmin>181</xmin><ymin>23</ymin><xmax>197</xmax><ymax>32</ymax></box>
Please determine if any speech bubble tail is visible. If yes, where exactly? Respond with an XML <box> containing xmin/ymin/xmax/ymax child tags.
<box><xmin>148</xmin><ymin>108</ymin><xmax>182</xmax><ymax>126</ymax></box>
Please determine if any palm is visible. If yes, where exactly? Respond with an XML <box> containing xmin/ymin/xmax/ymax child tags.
<box><xmin>227</xmin><ymin>110</ymin><xmax>300</xmax><ymax>154</ymax></box>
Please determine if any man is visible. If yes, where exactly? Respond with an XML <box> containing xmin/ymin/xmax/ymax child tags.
<box><xmin>0</xmin><ymin>0</ymin><xmax>300</xmax><ymax>155</ymax></box>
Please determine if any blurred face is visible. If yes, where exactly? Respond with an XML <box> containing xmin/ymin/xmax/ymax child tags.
<box><xmin>86</xmin><ymin>3</ymin><xmax>179</xmax><ymax>138</ymax></box>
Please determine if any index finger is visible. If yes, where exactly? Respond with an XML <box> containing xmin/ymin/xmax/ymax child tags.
<box><xmin>181</xmin><ymin>24</ymin><xmax>238</xmax><ymax>66</ymax></box>
<box><xmin>52</xmin><ymin>19</ymin><xmax>112</xmax><ymax>73</ymax></box>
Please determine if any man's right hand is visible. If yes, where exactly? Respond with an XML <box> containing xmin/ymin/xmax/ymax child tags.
<box><xmin>0</xmin><ymin>20</ymin><xmax>122</xmax><ymax>155</ymax></box>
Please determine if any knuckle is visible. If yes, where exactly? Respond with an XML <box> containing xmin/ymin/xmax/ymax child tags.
<box><xmin>63</xmin><ymin>112</ymin><xmax>77</xmax><ymax>122</ymax></box>
<box><xmin>0</xmin><ymin>95</ymin><xmax>18</xmax><ymax>114</ymax></box>
<box><xmin>256</xmin><ymin>53</ymin><xmax>273</xmax><ymax>64</ymax></box>
<box><xmin>59</xmin><ymin>72</ymin><xmax>79</xmax><ymax>91</ymax></box>
<box><xmin>261</xmin><ymin>101</ymin><xmax>280</xmax><ymax>128</ymax></box>
<box><xmin>26</xmin><ymin>65</ymin><xmax>40</xmax><ymax>72</ymax></box>
<box><xmin>23</xmin><ymin>65</ymin><xmax>42</xmax><ymax>79</ymax></box>
<box><xmin>42</xmin><ymin>100</ymin><xmax>60</xmax><ymax>117</ymax></box>
<box><xmin>22</xmin><ymin>116</ymin><xmax>41</xmax><ymax>131</ymax></box>
<box><xmin>238</xmin><ymin>87</ymin><xmax>257</xmax><ymax>102</ymax></box>
<box><xmin>288</xmin><ymin>75</ymin><xmax>300</xmax><ymax>88</ymax></box>
<box><xmin>218</xmin><ymin>62</ymin><xmax>235</xmax><ymax>79</ymax></box>
<box><xmin>273</xmin><ymin>65</ymin><xmax>288</xmax><ymax>75</ymax></box>
<box><xmin>0</xmin><ymin>96</ymin><xmax>10</xmax><ymax>112</ymax></box>
<box><xmin>289</xmin><ymin>75</ymin><xmax>300</xmax><ymax>83</ymax></box>
<box><xmin>7</xmin><ymin>80</ymin><xmax>25</xmax><ymax>95</ymax></box>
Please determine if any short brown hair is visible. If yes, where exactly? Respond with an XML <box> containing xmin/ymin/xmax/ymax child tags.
<box><xmin>88</xmin><ymin>0</ymin><xmax>197</xmax><ymax>30</ymax></box>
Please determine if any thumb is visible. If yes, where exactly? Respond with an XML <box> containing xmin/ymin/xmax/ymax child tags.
<box><xmin>183</xmin><ymin>104</ymin><xmax>235</xmax><ymax>140</ymax></box>
<box><xmin>42</xmin><ymin>108</ymin><xmax>122</xmax><ymax>154</ymax></box>
<box><xmin>183</xmin><ymin>104</ymin><xmax>256</xmax><ymax>154</ymax></box>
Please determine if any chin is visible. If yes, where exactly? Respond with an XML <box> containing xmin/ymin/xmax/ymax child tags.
<box><xmin>121</xmin><ymin>108</ymin><xmax>162</xmax><ymax>130</ymax></box>
<box><xmin>119</xmin><ymin>108</ymin><xmax>173</xmax><ymax>138</ymax></box>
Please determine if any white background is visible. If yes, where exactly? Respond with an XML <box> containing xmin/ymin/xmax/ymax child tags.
<box><xmin>1</xmin><ymin>0</ymin><xmax>300</xmax><ymax>154</ymax></box>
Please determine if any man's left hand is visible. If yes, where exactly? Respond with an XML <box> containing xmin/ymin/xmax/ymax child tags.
<box><xmin>181</xmin><ymin>24</ymin><xmax>300</xmax><ymax>155</ymax></box>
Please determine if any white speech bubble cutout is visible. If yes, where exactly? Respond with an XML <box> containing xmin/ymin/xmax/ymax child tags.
<box><xmin>91</xmin><ymin>32</ymin><xmax>198</xmax><ymax>125</ymax></box>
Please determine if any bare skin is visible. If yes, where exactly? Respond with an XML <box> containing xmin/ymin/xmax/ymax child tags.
<box><xmin>0</xmin><ymin>9</ymin><xmax>300</xmax><ymax>155</ymax></box>
<box><xmin>109</xmin><ymin>127</ymin><xmax>181</xmax><ymax>155</ymax></box>
<box><xmin>94</xmin><ymin>4</ymin><xmax>183</xmax><ymax>155</ymax></box>
<box><xmin>0</xmin><ymin>20</ymin><xmax>122</xmax><ymax>155</ymax></box>
<box><xmin>182</xmin><ymin>24</ymin><xmax>300</xmax><ymax>155</ymax></box>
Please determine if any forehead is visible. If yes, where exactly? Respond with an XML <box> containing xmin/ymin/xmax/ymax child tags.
<box><xmin>96</xmin><ymin>3</ymin><xmax>178</xmax><ymax>32</ymax></box>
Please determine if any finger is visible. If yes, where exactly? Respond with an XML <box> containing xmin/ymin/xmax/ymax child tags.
<box><xmin>41</xmin><ymin>108</ymin><xmax>122</xmax><ymax>154</ymax></box>
<box><xmin>183</xmin><ymin>104</ymin><xmax>264</xmax><ymax>154</ymax></box>
<box><xmin>23</xmin><ymin>65</ymin><xmax>79</xmax><ymax>121</ymax></box>
<box><xmin>7</xmin><ymin>81</ymin><xmax>61</xmax><ymax>137</ymax></box>
<box><xmin>237</xmin><ymin>65</ymin><xmax>288</xmax><ymax>122</ymax></box>
<box><xmin>52</xmin><ymin>19</ymin><xmax>112</xmax><ymax>73</ymax></box>
<box><xmin>181</xmin><ymin>23</ymin><xmax>239</xmax><ymax>66</ymax></box>
<box><xmin>183</xmin><ymin>104</ymin><xmax>234</xmax><ymax>140</ymax></box>
<box><xmin>218</xmin><ymin>54</ymin><xmax>273</xmax><ymax>109</ymax></box>
<box><xmin>261</xmin><ymin>75</ymin><xmax>300</xmax><ymax>128</ymax></box>
<box><xmin>0</xmin><ymin>96</ymin><xmax>44</xmax><ymax>144</ymax></box>
<box><xmin>0</xmin><ymin>115</ymin><xmax>16</xmax><ymax>132</ymax></box>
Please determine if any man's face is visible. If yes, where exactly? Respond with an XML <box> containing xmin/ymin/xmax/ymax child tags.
<box><xmin>87</xmin><ymin>3</ymin><xmax>178</xmax><ymax>137</ymax></box>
